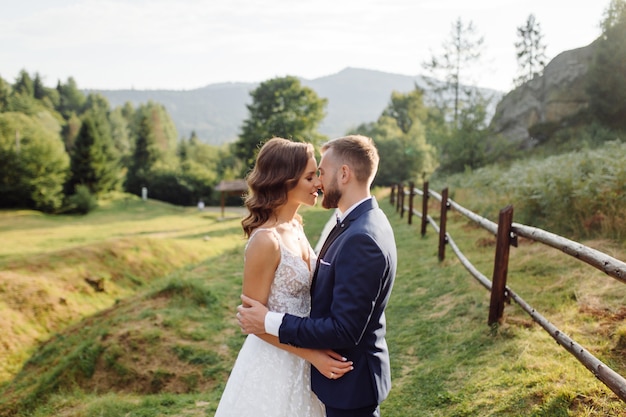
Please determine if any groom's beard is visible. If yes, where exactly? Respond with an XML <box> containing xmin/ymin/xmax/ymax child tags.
<box><xmin>322</xmin><ymin>184</ymin><xmax>341</xmax><ymax>209</ymax></box>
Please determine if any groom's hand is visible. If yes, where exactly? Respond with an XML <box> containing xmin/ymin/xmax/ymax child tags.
<box><xmin>237</xmin><ymin>294</ymin><xmax>269</xmax><ymax>334</ymax></box>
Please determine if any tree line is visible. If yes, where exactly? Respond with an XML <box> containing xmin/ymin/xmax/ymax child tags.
<box><xmin>0</xmin><ymin>73</ymin><xmax>238</xmax><ymax>213</ymax></box>
<box><xmin>1</xmin><ymin>1</ymin><xmax>624</xmax><ymax>214</ymax></box>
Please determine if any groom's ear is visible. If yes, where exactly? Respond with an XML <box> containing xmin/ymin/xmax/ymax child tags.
<box><xmin>339</xmin><ymin>165</ymin><xmax>351</xmax><ymax>183</ymax></box>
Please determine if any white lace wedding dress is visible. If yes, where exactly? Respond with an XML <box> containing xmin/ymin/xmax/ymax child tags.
<box><xmin>214</xmin><ymin>228</ymin><xmax>325</xmax><ymax>417</ymax></box>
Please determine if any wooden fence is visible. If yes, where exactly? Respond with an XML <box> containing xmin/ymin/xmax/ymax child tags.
<box><xmin>391</xmin><ymin>181</ymin><xmax>626</xmax><ymax>402</ymax></box>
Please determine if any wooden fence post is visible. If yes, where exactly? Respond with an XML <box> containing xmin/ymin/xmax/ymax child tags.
<box><xmin>395</xmin><ymin>184</ymin><xmax>401</xmax><ymax>212</ymax></box>
<box><xmin>488</xmin><ymin>205</ymin><xmax>514</xmax><ymax>326</ymax></box>
<box><xmin>421</xmin><ymin>181</ymin><xmax>429</xmax><ymax>236</ymax></box>
<box><xmin>399</xmin><ymin>184</ymin><xmax>405</xmax><ymax>218</ymax></box>
<box><xmin>408</xmin><ymin>182</ymin><xmax>415</xmax><ymax>225</ymax></box>
<box><xmin>438</xmin><ymin>187</ymin><xmax>449</xmax><ymax>261</ymax></box>
<box><xmin>390</xmin><ymin>185</ymin><xmax>395</xmax><ymax>205</ymax></box>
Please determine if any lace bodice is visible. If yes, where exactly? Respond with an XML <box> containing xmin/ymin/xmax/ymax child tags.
<box><xmin>246</xmin><ymin>228</ymin><xmax>316</xmax><ymax>317</ymax></box>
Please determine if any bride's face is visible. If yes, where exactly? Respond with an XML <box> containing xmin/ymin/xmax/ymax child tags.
<box><xmin>287</xmin><ymin>157</ymin><xmax>321</xmax><ymax>207</ymax></box>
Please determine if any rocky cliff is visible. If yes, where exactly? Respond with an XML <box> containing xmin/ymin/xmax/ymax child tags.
<box><xmin>490</xmin><ymin>39</ymin><xmax>599</xmax><ymax>148</ymax></box>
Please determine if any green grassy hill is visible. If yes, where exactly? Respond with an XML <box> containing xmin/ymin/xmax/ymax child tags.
<box><xmin>0</xmin><ymin>190</ymin><xmax>625</xmax><ymax>416</ymax></box>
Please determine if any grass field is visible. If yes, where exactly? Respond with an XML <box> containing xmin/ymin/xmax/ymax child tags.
<box><xmin>0</xmin><ymin>190</ymin><xmax>625</xmax><ymax>416</ymax></box>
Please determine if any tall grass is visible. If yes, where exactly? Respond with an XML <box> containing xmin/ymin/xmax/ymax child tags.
<box><xmin>440</xmin><ymin>140</ymin><xmax>626</xmax><ymax>240</ymax></box>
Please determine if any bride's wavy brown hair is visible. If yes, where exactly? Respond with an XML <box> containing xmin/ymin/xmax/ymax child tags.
<box><xmin>241</xmin><ymin>137</ymin><xmax>315</xmax><ymax>237</ymax></box>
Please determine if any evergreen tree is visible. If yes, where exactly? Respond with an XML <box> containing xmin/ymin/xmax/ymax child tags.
<box><xmin>133</xmin><ymin>101</ymin><xmax>178</xmax><ymax>153</ymax></box>
<box><xmin>587</xmin><ymin>0</ymin><xmax>626</xmax><ymax>129</ymax></box>
<box><xmin>56</xmin><ymin>77</ymin><xmax>86</xmax><ymax>119</ymax></box>
<box><xmin>109</xmin><ymin>107</ymin><xmax>132</xmax><ymax>164</ymax></box>
<box><xmin>515</xmin><ymin>14</ymin><xmax>548</xmax><ymax>86</ymax></box>
<box><xmin>83</xmin><ymin>93</ymin><xmax>111</xmax><ymax>115</ymax></box>
<box><xmin>7</xmin><ymin>71</ymin><xmax>41</xmax><ymax>115</ymax></box>
<box><xmin>0</xmin><ymin>76</ymin><xmax>11</xmax><ymax>112</ymax></box>
<box><xmin>68</xmin><ymin>111</ymin><xmax>120</xmax><ymax>195</ymax></box>
<box><xmin>422</xmin><ymin>17</ymin><xmax>484</xmax><ymax>127</ymax></box>
<box><xmin>32</xmin><ymin>73</ymin><xmax>60</xmax><ymax>110</ymax></box>
<box><xmin>13</xmin><ymin>70</ymin><xmax>34</xmax><ymax>97</ymax></box>
<box><xmin>121</xmin><ymin>101</ymin><xmax>135</xmax><ymax>121</ymax></box>
<box><xmin>435</xmin><ymin>93</ymin><xmax>504</xmax><ymax>173</ymax></box>
<box><xmin>177</xmin><ymin>135</ymin><xmax>192</xmax><ymax>161</ymax></box>
<box><xmin>62</xmin><ymin>112</ymin><xmax>82</xmax><ymax>152</ymax></box>
<box><xmin>123</xmin><ymin>102</ymin><xmax>184</xmax><ymax>203</ymax></box>
<box><xmin>33</xmin><ymin>73</ymin><xmax>46</xmax><ymax>100</ymax></box>
<box><xmin>600</xmin><ymin>0</ymin><xmax>626</xmax><ymax>32</ymax></box>
<box><xmin>125</xmin><ymin>114</ymin><xmax>162</xmax><ymax>195</ymax></box>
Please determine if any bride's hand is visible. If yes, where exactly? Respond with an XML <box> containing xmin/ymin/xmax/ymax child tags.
<box><xmin>308</xmin><ymin>349</ymin><xmax>353</xmax><ymax>380</ymax></box>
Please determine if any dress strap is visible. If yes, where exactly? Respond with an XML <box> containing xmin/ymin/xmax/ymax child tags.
<box><xmin>248</xmin><ymin>227</ymin><xmax>280</xmax><ymax>242</ymax></box>
<box><xmin>246</xmin><ymin>228</ymin><xmax>283</xmax><ymax>252</ymax></box>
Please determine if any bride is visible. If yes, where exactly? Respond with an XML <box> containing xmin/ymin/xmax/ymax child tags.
<box><xmin>214</xmin><ymin>138</ymin><xmax>353</xmax><ymax>417</ymax></box>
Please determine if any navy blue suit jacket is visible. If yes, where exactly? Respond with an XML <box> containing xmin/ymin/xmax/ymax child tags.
<box><xmin>279</xmin><ymin>198</ymin><xmax>397</xmax><ymax>410</ymax></box>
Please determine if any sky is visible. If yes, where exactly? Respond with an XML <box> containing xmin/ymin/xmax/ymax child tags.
<box><xmin>1</xmin><ymin>0</ymin><xmax>609</xmax><ymax>93</ymax></box>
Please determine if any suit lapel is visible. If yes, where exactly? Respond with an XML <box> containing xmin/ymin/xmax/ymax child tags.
<box><xmin>311</xmin><ymin>198</ymin><xmax>377</xmax><ymax>291</ymax></box>
<box><xmin>317</xmin><ymin>219</ymin><xmax>348</xmax><ymax>259</ymax></box>
<box><xmin>317</xmin><ymin>198</ymin><xmax>377</xmax><ymax>259</ymax></box>
<box><xmin>311</xmin><ymin>219</ymin><xmax>349</xmax><ymax>291</ymax></box>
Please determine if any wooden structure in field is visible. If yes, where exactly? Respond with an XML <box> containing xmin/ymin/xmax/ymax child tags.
<box><xmin>215</xmin><ymin>179</ymin><xmax>248</xmax><ymax>218</ymax></box>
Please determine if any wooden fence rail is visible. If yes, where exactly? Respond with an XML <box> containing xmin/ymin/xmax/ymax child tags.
<box><xmin>391</xmin><ymin>182</ymin><xmax>626</xmax><ymax>402</ymax></box>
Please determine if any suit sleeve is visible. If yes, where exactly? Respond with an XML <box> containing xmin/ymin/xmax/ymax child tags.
<box><xmin>279</xmin><ymin>232</ymin><xmax>388</xmax><ymax>349</ymax></box>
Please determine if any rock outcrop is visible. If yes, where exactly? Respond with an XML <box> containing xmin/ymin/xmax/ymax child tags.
<box><xmin>490</xmin><ymin>39</ymin><xmax>599</xmax><ymax>148</ymax></box>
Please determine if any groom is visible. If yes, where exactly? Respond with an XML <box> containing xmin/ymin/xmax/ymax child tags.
<box><xmin>238</xmin><ymin>135</ymin><xmax>397</xmax><ymax>417</ymax></box>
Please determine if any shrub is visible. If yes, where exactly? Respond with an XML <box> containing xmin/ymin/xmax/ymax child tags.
<box><xmin>67</xmin><ymin>184</ymin><xmax>98</xmax><ymax>214</ymax></box>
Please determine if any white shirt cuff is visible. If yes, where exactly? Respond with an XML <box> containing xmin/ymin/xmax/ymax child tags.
<box><xmin>265</xmin><ymin>311</ymin><xmax>284</xmax><ymax>336</ymax></box>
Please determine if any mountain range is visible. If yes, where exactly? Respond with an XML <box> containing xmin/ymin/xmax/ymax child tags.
<box><xmin>90</xmin><ymin>67</ymin><xmax>502</xmax><ymax>145</ymax></box>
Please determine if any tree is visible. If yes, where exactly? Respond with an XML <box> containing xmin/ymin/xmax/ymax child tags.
<box><xmin>0</xmin><ymin>76</ymin><xmax>12</xmax><ymax>112</ymax></box>
<box><xmin>125</xmin><ymin>114</ymin><xmax>163</xmax><ymax>194</ymax></box>
<box><xmin>434</xmin><ymin>93</ymin><xmax>506</xmax><ymax>174</ymax></box>
<box><xmin>67</xmin><ymin>110</ymin><xmax>120</xmax><ymax>195</ymax></box>
<box><xmin>422</xmin><ymin>17</ymin><xmax>484</xmax><ymax>127</ymax></box>
<box><xmin>83</xmin><ymin>92</ymin><xmax>111</xmax><ymax>115</ymax></box>
<box><xmin>109</xmin><ymin>107</ymin><xmax>132</xmax><ymax>164</ymax></box>
<box><xmin>61</xmin><ymin>112</ymin><xmax>82</xmax><ymax>152</ymax></box>
<box><xmin>0</xmin><ymin>112</ymin><xmax>69</xmax><ymax>211</ymax></box>
<box><xmin>56</xmin><ymin>77</ymin><xmax>86</xmax><ymax>120</ymax></box>
<box><xmin>33</xmin><ymin>73</ymin><xmax>46</xmax><ymax>100</ymax></box>
<box><xmin>177</xmin><ymin>134</ymin><xmax>218</xmax><ymax>205</ymax></box>
<box><xmin>600</xmin><ymin>0</ymin><xmax>626</xmax><ymax>32</ymax></box>
<box><xmin>587</xmin><ymin>0</ymin><xmax>626</xmax><ymax>129</ymax></box>
<box><xmin>234</xmin><ymin>76</ymin><xmax>327</xmax><ymax>169</ymax></box>
<box><xmin>350</xmin><ymin>88</ymin><xmax>437</xmax><ymax>185</ymax></box>
<box><xmin>13</xmin><ymin>70</ymin><xmax>34</xmax><ymax>97</ymax></box>
<box><xmin>32</xmin><ymin>73</ymin><xmax>60</xmax><ymax>110</ymax></box>
<box><xmin>132</xmin><ymin>101</ymin><xmax>178</xmax><ymax>154</ymax></box>
<box><xmin>123</xmin><ymin>101</ymin><xmax>190</xmax><ymax>204</ymax></box>
<box><xmin>111</xmin><ymin>101</ymin><xmax>136</xmax><ymax>166</ymax></box>
<box><xmin>7</xmin><ymin>71</ymin><xmax>42</xmax><ymax>115</ymax></box>
<box><xmin>383</xmin><ymin>88</ymin><xmax>428</xmax><ymax>134</ymax></box>
<box><xmin>515</xmin><ymin>14</ymin><xmax>548</xmax><ymax>86</ymax></box>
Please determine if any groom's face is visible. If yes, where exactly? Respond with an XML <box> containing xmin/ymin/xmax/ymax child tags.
<box><xmin>318</xmin><ymin>149</ymin><xmax>341</xmax><ymax>209</ymax></box>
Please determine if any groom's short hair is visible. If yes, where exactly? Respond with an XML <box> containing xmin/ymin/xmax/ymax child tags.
<box><xmin>321</xmin><ymin>135</ymin><xmax>379</xmax><ymax>186</ymax></box>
